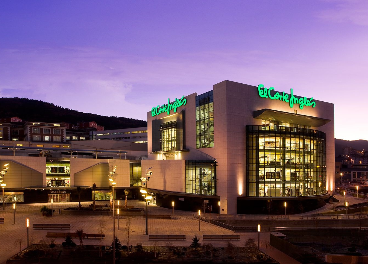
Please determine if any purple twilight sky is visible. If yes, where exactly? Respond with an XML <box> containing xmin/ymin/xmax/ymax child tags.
<box><xmin>0</xmin><ymin>0</ymin><xmax>367</xmax><ymax>140</ymax></box>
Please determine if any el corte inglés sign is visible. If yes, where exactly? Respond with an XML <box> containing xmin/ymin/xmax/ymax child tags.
<box><xmin>257</xmin><ymin>84</ymin><xmax>316</xmax><ymax>109</ymax></box>
<box><xmin>151</xmin><ymin>96</ymin><xmax>187</xmax><ymax>117</ymax></box>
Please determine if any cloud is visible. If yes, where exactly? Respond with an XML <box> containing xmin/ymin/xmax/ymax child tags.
<box><xmin>318</xmin><ymin>0</ymin><xmax>368</xmax><ymax>26</ymax></box>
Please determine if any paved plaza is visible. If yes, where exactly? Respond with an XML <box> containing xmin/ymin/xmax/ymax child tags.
<box><xmin>0</xmin><ymin>193</ymin><xmax>362</xmax><ymax>264</ymax></box>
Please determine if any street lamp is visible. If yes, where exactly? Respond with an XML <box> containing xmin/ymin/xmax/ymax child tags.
<box><xmin>117</xmin><ymin>208</ymin><xmax>120</xmax><ymax>230</ymax></box>
<box><xmin>198</xmin><ymin>210</ymin><xmax>201</xmax><ymax>231</ymax></box>
<box><xmin>284</xmin><ymin>202</ymin><xmax>287</xmax><ymax>216</ymax></box>
<box><xmin>340</xmin><ymin>173</ymin><xmax>343</xmax><ymax>185</ymax></box>
<box><xmin>51</xmin><ymin>198</ymin><xmax>53</xmax><ymax>217</ymax></box>
<box><xmin>1</xmin><ymin>183</ymin><xmax>6</xmax><ymax>210</ymax></box>
<box><xmin>112</xmin><ymin>181</ymin><xmax>116</xmax><ymax>264</ymax></box>
<box><xmin>345</xmin><ymin>201</ymin><xmax>349</xmax><ymax>216</ymax></box>
<box><xmin>26</xmin><ymin>218</ymin><xmax>29</xmax><ymax>247</ymax></box>
<box><xmin>117</xmin><ymin>200</ymin><xmax>120</xmax><ymax>230</ymax></box>
<box><xmin>141</xmin><ymin>168</ymin><xmax>152</xmax><ymax>235</ymax></box>
<box><xmin>140</xmin><ymin>189</ymin><xmax>149</xmax><ymax>235</ymax></box>
<box><xmin>13</xmin><ymin>202</ymin><xmax>16</xmax><ymax>224</ymax></box>
<box><xmin>257</xmin><ymin>224</ymin><xmax>261</xmax><ymax>249</ymax></box>
<box><xmin>172</xmin><ymin>201</ymin><xmax>175</xmax><ymax>215</ymax></box>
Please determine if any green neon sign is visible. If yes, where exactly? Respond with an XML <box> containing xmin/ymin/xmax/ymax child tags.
<box><xmin>151</xmin><ymin>96</ymin><xmax>187</xmax><ymax>117</ymax></box>
<box><xmin>257</xmin><ymin>84</ymin><xmax>316</xmax><ymax>109</ymax></box>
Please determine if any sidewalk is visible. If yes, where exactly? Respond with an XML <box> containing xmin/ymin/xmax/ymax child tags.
<box><xmin>1</xmin><ymin>193</ymin><xmax>363</xmax><ymax>264</ymax></box>
<box><xmin>0</xmin><ymin>201</ymin><xmax>274</xmax><ymax>264</ymax></box>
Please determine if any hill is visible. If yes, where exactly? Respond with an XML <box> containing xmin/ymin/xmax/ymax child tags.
<box><xmin>0</xmin><ymin>98</ymin><xmax>146</xmax><ymax>130</ymax></box>
<box><xmin>335</xmin><ymin>138</ymin><xmax>368</xmax><ymax>156</ymax></box>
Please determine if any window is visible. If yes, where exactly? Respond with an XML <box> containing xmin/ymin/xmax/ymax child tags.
<box><xmin>246</xmin><ymin>125</ymin><xmax>326</xmax><ymax>197</ymax></box>
<box><xmin>32</xmin><ymin>127</ymin><xmax>40</xmax><ymax>133</ymax></box>
<box><xmin>196</xmin><ymin>91</ymin><xmax>214</xmax><ymax>148</ymax></box>
<box><xmin>160</xmin><ymin>121</ymin><xmax>177</xmax><ymax>151</ymax></box>
<box><xmin>44</xmin><ymin>136</ymin><xmax>50</xmax><ymax>141</ymax></box>
<box><xmin>54</xmin><ymin>128</ymin><xmax>61</xmax><ymax>135</ymax></box>
<box><xmin>33</xmin><ymin>135</ymin><xmax>41</xmax><ymax>141</ymax></box>
<box><xmin>53</xmin><ymin>136</ymin><xmax>61</xmax><ymax>142</ymax></box>
<box><xmin>43</xmin><ymin>128</ymin><xmax>51</xmax><ymax>134</ymax></box>
<box><xmin>130</xmin><ymin>163</ymin><xmax>142</xmax><ymax>186</ymax></box>
<box><xmin>185</xmin><ymin>161</ymin><xmax>216</xmax><ymax>195</ymax></box>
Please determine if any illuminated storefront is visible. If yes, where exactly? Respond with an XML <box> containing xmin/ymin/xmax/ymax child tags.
<box><xmin>145</xmin><ymin>80</ymin><xmax>334</xmax><ymax>214</ymax></box>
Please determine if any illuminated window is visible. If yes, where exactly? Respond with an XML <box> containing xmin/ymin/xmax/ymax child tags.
<box><xmin>246</xmin><ymin>125</ymin><xmax>326</xmax><ymax>197</ymax></box>
<box><xmin>196</xmin><ymin>91</ymin><xmax>214</xmax><ymax>148</ymax></box>
<box><xmin>32</xmin><ymin>127</ymin><xmax>40</xmax><ymax>133</ymax></box>
<box><xmin>130</xmin><ymin>163</ymin><xmax>142</xmax><ymax>186</ymax></box>
<box><xmin>53</xmin><ymin>136</ymin><xmax>61</xmax><ymax>142</ymax></box>
<box><xmin>160</xmin><ymin>122</ymin><xmax>176</xmax><ymax>151</ymax></box>
<box><xmin>44</xmin><ymin>136</ymin><xmax>50</xmax><ymax>141</ymax></box>
<box><xmin>185</xmin><ymin>161</ymin><xmax>216</xmax><ymax>195</ymax></box>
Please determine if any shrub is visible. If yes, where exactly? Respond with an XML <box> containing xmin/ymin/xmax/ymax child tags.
<box><xmin>40</xmin><ymin>206</ymin><xmax>52</xmax><ymax>217</ymax></box>
<box><xmin>62</xmin><ymin>235</ymin><xmax>76</xmax><ymax>247</ymax></box>
<box><xmin>190</xmin><ymin>235</ymin><xmax>201</xmax><ymax>248</ymax></box>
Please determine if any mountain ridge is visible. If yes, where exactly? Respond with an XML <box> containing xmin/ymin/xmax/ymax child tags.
<box><xmin>0</xmin><ymin>97</ymin><xmax>146</xmax><ymax>130</ymax></box>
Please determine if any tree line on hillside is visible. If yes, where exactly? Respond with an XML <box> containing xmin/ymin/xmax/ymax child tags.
<box><xmin>0</xmin><ymin>98</ymin><xmax>146</xmax><ymax>130</ymax></box>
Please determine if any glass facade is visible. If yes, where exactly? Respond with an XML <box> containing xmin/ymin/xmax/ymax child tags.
<box><xmin>130</xmin><ymin>162</ymin><xmax>142</xmax><ymax>187</ymax></box>
<box><xmin>160</xmin><ymin>121</ymin><xmax>177</xmax><ymax>151</ymax></box>
<box><xmin>46</xmin><ymin>162</ymin><xmax>71</xmax><ymax>187</ymax></box>
<box><xmin>246</xmin><ymin>125</ymin><xmax>326</xmax><ymax>197</ymax></box>
<box><xmin>185</xmin><ymin>160</ymin><xmax>216</xmax><ymax>195</ymax></box>
<box><xmin>196</xmin><ymin>91</ymin><xmax>214</xmax><ymax>148</ymax></box>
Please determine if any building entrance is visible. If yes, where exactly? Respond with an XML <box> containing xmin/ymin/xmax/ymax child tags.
<box><xmin>48</xmin><ymin>193</ymin><xmax>70</xmax><ymax>203</ymax></box>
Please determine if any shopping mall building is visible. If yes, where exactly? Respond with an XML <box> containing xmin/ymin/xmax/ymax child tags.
<box><xmin>0</xmin><ymin>80</ymin><xmax>334</xmax><ymax>215</ymax></box>
<box><xmin>142</xmin><ymin>80</ymin><xmax>334</xmax><ymax>215</ymax></box>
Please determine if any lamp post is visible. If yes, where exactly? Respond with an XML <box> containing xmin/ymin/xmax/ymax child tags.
<box><xmin>198</xmin><ymin>210</ymin><xmax>201</xmax><ymax>231</ymax></box>
<box><xmin>340</xmin><ymin>173</ymin><xmax>343</xmax><ymax>185</ymax></box>
<box><xmin>141</xmin><ymin>168</ymin><xmax>151</xmax><ymax>236</ymax></box>
<box><xmin>112</xmin><ymin>182</ymin><xmax>116</xmax><ymax>264</ymax></box>
<box><xmin>26</xmin><ymin>218</ymin><xmax>29</xmax><ymax>247</ymax></box>
<box><xmin>257</xmin><ymin>224</ymin><xmax>261</xmax><ymax>249</ymax></box>
<box><xmin>172</xmin><ymin>201</ymin><xmax>175</xmax><ymax>215</ymax></box>
<box><xmin>117</xmin><ymin>208</ymin><xmax>120</xmax><ymax>230</ymax></box>
<box><xmin>140</xmin><ymin>189</ymin><xmax>149</xmax><ymax>235</ymax></box>
<box><xmin>51</xmin><ymin>198</ymin><xmax>53</xmax><ymax>217</ymax></box>
<box><xmin>284</xmin><ymin>201</ymin><xmax>287</xmax><ymax>216</ymax></box>
<box><xmin>345</xmin><ymin>201</ymin><xmax>349</xmax><ymax>217</ymax></box>
<box><xmin>356</xmin><ymin>186</ymin><xmax>359</xmax><ymax>198</ymax></box>
<box><xmin>13</xmin><ymin>202</ymin><xmax>16</xmax><ymax>224</ymax></box>
<box><xmin>117</xmin><ymin>200</ymin><xmax>120</xmax><ymax>230</ymax></box>
<box><xmin>1</xmin><ymin>183</ymin><xmax>6</xmax><ymax>210</ymax></box>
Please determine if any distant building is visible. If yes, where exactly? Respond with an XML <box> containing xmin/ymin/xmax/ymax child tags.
<box><xmin>77</xmin><ymin>121</ymin><xmax>104</xmax><ymax>131</ymax></box>
<box><xmin>91</xmin><ymin>127</ymin><xmax>147</xmax><ymax>143</ymax></box>
<box><xmin>24</xmin><ymin>122</ymin><xmax>67</xmax><ymax>143</ymax></box>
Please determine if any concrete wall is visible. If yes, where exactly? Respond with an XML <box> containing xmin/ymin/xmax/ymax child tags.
<box><xmin>0</xmin><ymin>156</ymin><xmax>45</xmax><ymax>188</ymax></box>
<box><xmin>141</xmin><ymin>160</ymin><xmax>185</xmax><ymax>193</ymax></box>
<box><xmin>71</xmin><ymin>158</ymin><xmax>130</xmax><ymax>188</ymax></box>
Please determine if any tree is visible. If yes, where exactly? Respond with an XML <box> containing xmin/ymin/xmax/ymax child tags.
<box><xmin>190</xmin><ymin>235</ymin><xmax>201</xmax><ymax>249</ymax></box>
